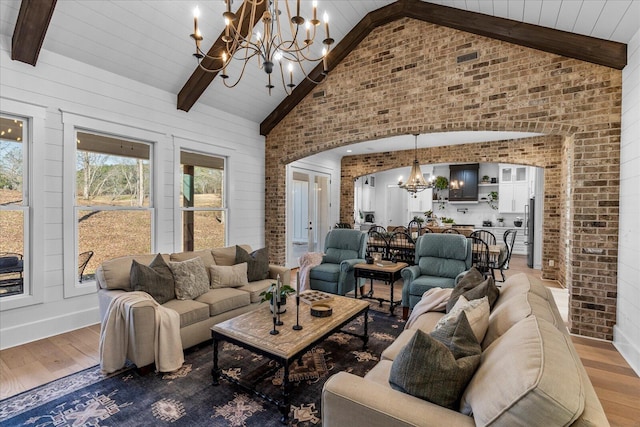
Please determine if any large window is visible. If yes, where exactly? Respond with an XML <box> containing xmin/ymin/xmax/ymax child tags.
<box><xmin>0</xmin><ymin>115</ymin><xmax>28</xmax><ymax>298</ymax></box>
<box><xmin>180</xmin><ymin>151</ymin><xmax>226</xmax><ymax>250</ymax></box>
<box><xmin>75</xmin><ymin>131</ymin><xmax>152</xmax><ymax>281</ymax></box>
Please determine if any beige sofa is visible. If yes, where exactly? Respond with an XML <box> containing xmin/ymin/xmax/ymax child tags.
<box><xmin>96</xmin><ymin>245</ymin><xmax>290</xmax><ymax>369</ymax></box>
<box><xmin>322</xmin><ymin>273</ymin><xmax>609</xmax><ymax>426</ymax></box>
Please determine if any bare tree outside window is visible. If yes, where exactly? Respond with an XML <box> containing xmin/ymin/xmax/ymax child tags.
<box><xmin>75</xmin><ymin>132</ymin><xmax>152</xmax><ymax>282</ymax></box>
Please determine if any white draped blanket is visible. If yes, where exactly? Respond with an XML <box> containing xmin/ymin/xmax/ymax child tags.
<box><xmin>99</xmin><ymin>291</ymin><xmax>184</xmax><ymax>373</ymax></box>
<box><xmin>297</xmin><ymin>252</ymin><xmax>324</xmax><ymax>292</ymax></box>
<box><xmin>405</xmin><ymin>287</ymin><xmax>453</xmax><ymax>329</ymax></box>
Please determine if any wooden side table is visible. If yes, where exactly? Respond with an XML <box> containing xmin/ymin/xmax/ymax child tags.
<box><xmin>354</xmin><ymin>262</ymin><xmax>408</xmax><ymax>315</ymax></box>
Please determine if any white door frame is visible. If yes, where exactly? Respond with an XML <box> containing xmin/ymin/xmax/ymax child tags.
<box><xmin>286</xmin><ymin>166</ymin><xmax>331</xmax><ymax>268</ymax></box>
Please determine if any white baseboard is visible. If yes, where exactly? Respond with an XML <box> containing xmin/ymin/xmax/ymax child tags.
<box><xmin>0</xmin><ymin>307</ymin><xmax>100</xmax><ymax>350</ymax></box>
<box><xmin>613</xmin><ymin>325</ymin><xmax>640</xmax><ymax>377</ymax></box>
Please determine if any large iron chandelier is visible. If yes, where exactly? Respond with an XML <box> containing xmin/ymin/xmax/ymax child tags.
<box><xmin>399</xmin><ymin>134</ymin><xmax>432</xmax><ymax>197</ymax></box>
<box><xmin>190</xmin><ymin>0</ymin><xmax>334</xmax><ymax>95</ymax></box>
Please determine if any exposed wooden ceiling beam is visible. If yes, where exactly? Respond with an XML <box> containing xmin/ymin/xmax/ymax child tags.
<box><xmin>177</xmin><ymin>0</ymin><xmax>267</xmax><ymax>112</ymax></box>
<box><xmin>11</xmin><ymin>0</ymin><xmax>57</xmax><ymax>66</ymax></box>
<box><xmin>260</xmin><ymin>0</ymin><xmax>626</xmax><ymax>136</ymax></box>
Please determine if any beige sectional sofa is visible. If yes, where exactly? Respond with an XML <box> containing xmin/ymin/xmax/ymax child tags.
<box><xmin>321</xmin><ymin>273</ymin><xmax>609</xmax><ymax>427</ymax></box>
<box><xmin>96</xmin><ymin>245</ymin><xmax>290</xmax><ymax>369</ymax></box>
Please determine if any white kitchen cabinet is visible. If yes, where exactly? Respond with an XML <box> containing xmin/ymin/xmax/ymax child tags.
<box><xmin>408</xmin><ymin>188</ymin><xmax>432</xmax><ymax>215</ymax></box>
<box><xmin>498</xmin><ymin>164</ymin><xmax>529</xmax><ymax>213</ymax></box>
<box><xmin>361</xmin><ymin>177</ymin><xmax>376</xmax><ymax>211</ymax></box>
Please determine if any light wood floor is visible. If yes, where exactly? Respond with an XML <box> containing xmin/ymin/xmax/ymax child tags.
<box><xmin>1</xmin><ymin>256</ymin><xmax>639</xmax><ymax>426</ymax></box>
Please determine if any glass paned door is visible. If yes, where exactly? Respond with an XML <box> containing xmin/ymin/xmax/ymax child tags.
<box><xmin>288</xmin><ymin>168</ymin><xmax>330</xmax><ymax>267</ymax></box>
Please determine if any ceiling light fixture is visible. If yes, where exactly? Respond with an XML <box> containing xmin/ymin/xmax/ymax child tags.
<box><xmin>190</xmin><ymin>0</ymin><xmax>334</xmax><ymax>95</ymax></box>
<box><xmin>399</xmin><ymin>134</ymin><xmax>432</xmax><ymax>198</ymax></box>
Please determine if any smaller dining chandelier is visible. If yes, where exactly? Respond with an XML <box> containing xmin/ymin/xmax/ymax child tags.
<box><xmin>190</xmin><ymin>0</ymin><xmax>334</xmax><ymax>95</ymax></box>
<box><xmin>399</xmin><ymin>134</ymin><xmax>432</xmax><ymax>197</ymax></box>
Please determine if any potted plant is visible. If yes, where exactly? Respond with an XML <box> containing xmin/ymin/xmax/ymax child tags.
<box><xmin>260</xmin><ymin>283</ymin><xmax>296</xmax><ymax>313</ymax></box>
<box><xmin>487</xmin><ymin>191</ymin><xmax>499</xmax><ymax>210</ymax></box>
<box><xmin>441</xmin><ymin>217</ymin><xmax>455</xmax><ymax>225</ymax></box>
<box><xmin>482</xmin><ymin>175</ymin><xmax>490</xmax><ymax>183</ymax></box>
<box><xmin>433</xmin><ymin>176</ymin><xmax>449</xmax><ymax>209</ymax></box>
<box><xmin>497</xmin><ymin>216</ymin><xmax>505</xmax><ymax>226</ymax></box>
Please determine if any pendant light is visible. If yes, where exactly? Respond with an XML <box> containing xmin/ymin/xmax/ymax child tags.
<box><xmin>399</xmin><ymin>134</ymin><xmax>431</xmax><ymax>197</ymax></box>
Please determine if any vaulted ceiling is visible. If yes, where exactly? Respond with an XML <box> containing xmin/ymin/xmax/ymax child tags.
<box><xmin>1</xmin><ymin>0</ymin><xmax>637</xmax><ymax>132</ymax></box>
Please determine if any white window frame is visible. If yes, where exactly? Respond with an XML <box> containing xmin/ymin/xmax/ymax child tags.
<box><xmin>173</xmin><ymin>136</ymin><xmax>233</xmax><ymax>253</ymax></box>
<box><xmin>62</xmin><ymin>111</ymin><xmax>165</xmax><ymax>298</ymax></box>
<box><xmin>0</xmin><ymin>98</ymin><xmax>46</xmax><ymax>311</ymax></box>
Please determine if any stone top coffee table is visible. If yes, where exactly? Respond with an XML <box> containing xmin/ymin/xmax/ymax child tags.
<box><xmin>211</xmin><ymin>292</ymin><xmax>369</xmax><ymax>423</ymax></box>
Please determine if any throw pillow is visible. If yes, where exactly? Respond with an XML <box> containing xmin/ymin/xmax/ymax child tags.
<box><xmin>389</xmin><ymin>312</ymin><xmax>481</xmax><ymax>409</ymax></box>
<box><xmin>130</xmin><ymin>254</ymin><xmax>175</xmax><ymax>304</ymax></box>
<box><xmin>446</xmin><ymin>267</ymin><xmax>484</xmax><ymax>312</ymax></box>
<box><xmin>168</xmin><ymin>257</ymin><xmax>210</xmax><ymax>300</ymax></box>
<box><xmin>447</xmin><ymin>270</ymin><xmax>499</xmax><ymax>313</ymax></box>
<box><xmin>235</xmin><ymin>246</ymin><xmax>269</xmax><ymax>282</ymax></box>
<box><xmin>209</xmin><ymin>263</ymin><xmax>250</xmax><ymax>289</ymax></box>
<box><xmin>435</xmin><ymin>296</ymin><xmax>490</xmax><ymax>343</ymax></box>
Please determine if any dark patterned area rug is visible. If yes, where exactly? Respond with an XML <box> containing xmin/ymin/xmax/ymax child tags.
<box><xmin>0</xmin><ymin>308</ymin><xmax>404</xmax><ymax>426</ymax></box>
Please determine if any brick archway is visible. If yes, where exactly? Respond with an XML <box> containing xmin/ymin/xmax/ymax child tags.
<box><xmin>265</xmin><ymin>18</ymin><xmax>621</xmax><ymax>340</ymax></box>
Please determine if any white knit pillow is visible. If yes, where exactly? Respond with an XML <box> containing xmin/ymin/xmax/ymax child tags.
<box><xmin>168</xmin><ymin>257</ymin><xmax>209</xmax><ymax>300</ymax></box>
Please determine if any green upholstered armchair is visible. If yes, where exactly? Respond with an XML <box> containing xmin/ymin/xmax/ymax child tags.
<box><xmin>401</xmin><ymin>233</ymin><xmax>472</xmax><ymax>318</ymax></box>
<box><xmin>309</xmin><ymin>229</ymin><xmax>367</xmax><ymax>296</ymax></box>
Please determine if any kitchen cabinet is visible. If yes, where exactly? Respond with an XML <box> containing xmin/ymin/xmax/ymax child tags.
<box><xmin>498</xmin><ymin>164</ymin><xmax>528</xmax><ymax>213</ymax></box>
<box><xmin>408</xmin><ymin>188</ymin><xmax>432</xmax><ymax>215</ymax></box>
<box><xmin>360</xmin><ymin>177</ymin><xmax>376</xmax><ymax>211</ymax></box>
<box><xmin>449</xmin><ymin>164</ymin><xmax>479</xmax><ymax>202</ymax></box>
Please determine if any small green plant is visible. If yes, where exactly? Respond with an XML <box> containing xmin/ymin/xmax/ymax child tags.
<box><xmin>413</xmin><ymin>215</ymin><xmax>424</xmax><ymax>224</ymax></box>
<box><xmin>441</xmin><ymin>217</ymin><xmax>455</xmax><ymax>224</ymax></box>
<box><xmin>260</xmin><ymin>283</ymin><xmax>296</xmax><ymax>303</ymax></box>
<box><xmin>424</xmin><ymin>210</ymin><xmax>433</xmax><ymax>218</ymax></box>
<box><xmin>487</xmin><ymin>191</ymin><xmax>499</xmax><ymax>210</ymax></box>
<box><xmin>433</xmin><ymin>176</ymin><xmax>449</xmax><ymax>210</ymax></box>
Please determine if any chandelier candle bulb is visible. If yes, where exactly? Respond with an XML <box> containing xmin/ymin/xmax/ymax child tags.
<box><xmin>323</xmin><ymin>12</ymin><xmax>329</xmax><ymax>39</ymax></box>
<box><xmin>193</xmin><ymin>6</ymin><xmax>199</xmax><ymax>36</ymax></box>
<box><xmin>312</xmin><ymin>1</ymin><xmax>317</xmax><ymax>22</ymax></box>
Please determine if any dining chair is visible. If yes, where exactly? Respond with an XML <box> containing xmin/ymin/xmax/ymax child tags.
<box><xmin>470</xmin><ymin>229</ymin><xmax>497</xmax><ymax>245</ymax></box>
<box><xmin>470</xmin><ymin>236</ymin><xmax>491</xmax><ymax>278</ymax></box>
<box><xmin>407</xmin><ymin>219</ymin><xmax>424</xmax><ymax>238</ymax></box>
<box><xmin>491</xmin><ymin>229</ymin><xmax>517</xmax><ymax>282</ymax></box>
<box><xmin>442</xmin><ymin>228</ymin><xmax>460</xmax><ymax>234</ymax></box>
<box><xmin>334</xmin><ymin>222</ymin><xmax>352</xmax><ymax>229</ymax></box>
<box><xmin>367</xmin><ymin>228</ymin><xmax>390</xmax><ymax>261</ymax></box>
<box><xmin>388</xmin><ymin>230</ymin><xmax>415</xmax><ymax>265</ymax></box>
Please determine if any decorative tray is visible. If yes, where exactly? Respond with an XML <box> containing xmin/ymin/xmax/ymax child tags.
<box><xmin>300</xmin><ymin>290</ymin><xmax>334</xmax><ymax>305</ymax></box>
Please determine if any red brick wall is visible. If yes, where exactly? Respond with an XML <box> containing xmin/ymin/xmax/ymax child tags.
<box><xmin>265</xmin><ymin>18</ymin><xmax>621</xmax><ymax>340</ymax></box>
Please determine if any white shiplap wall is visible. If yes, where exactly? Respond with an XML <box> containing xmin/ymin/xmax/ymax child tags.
<box><xmin>616</xmin><ymin>27</ymin><xmax>640</xmax><ymax>375</ymax></box>
<box><xmin>0</xmin><ymin>35</ymin><xmax>265</xmax><ymax>349</ymax></box>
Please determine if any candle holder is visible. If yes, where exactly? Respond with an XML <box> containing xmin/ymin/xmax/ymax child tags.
<box><xmin>293</xmin><ymin>295</ymin><xmax>303</xmax><ymax>330</ymax></box>
<box><xmin>270</xmin><ymin>314</ymin><xmax>279</xmax><ymax>335</ymax></box>
<box><xmin>276</xmin><ymin>301</ymin><xmax>284</xmax><ymax>326</ymax></box>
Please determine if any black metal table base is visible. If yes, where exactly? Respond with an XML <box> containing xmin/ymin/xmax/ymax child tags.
<box><xmin>212</xmin><ymin>307</ymin><xmax>368</xmax><ymax>424</ymax></box>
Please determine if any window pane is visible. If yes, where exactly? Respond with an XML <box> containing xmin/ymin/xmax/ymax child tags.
<box><xmin>78</xmin><ymin>209</ymin><xmax>151</xmax><ymax>281</ymax></box>
<box><xmin>76</xmin><ymin>132</ymin><xmax>150</xmax><ymax>207</ymax></box>
<box><xmin>182</xmin><ymin>211</ymin><xmax>225</xmax><ymax>251</ymax></box>
<box><xmin>0</xmin><ymin>116</ymin><xmax>25</xmax><ymax>205</ymax></box>
<box><xmin>180</xmin><ymin>153</ymin><xmax>224</xmax><ymax>208</ymax></box>
<box><xmin>0</xmin><ymin>210</ymin><xmax>24</xmax><ymax>296</ymax></box>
